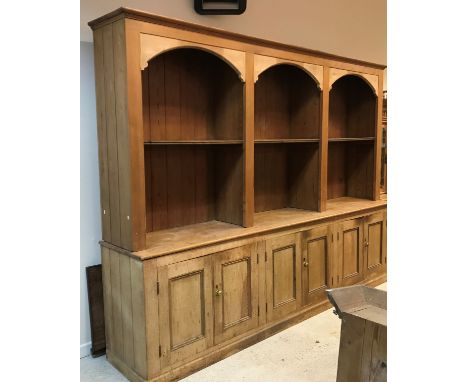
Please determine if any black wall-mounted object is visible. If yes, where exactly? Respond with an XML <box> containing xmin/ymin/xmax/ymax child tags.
<box><xmin>195</xmin><ymin>0</ymin><xmax>247</xmax><ymax>15</ymax></box>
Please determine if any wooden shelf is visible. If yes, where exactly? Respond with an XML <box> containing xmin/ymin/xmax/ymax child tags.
<box><xmin>144</xmin><ymin>140</ymin><xmax>243</xmax><ymax>145</ymax></box>
<box><xmin>255</xmin><ymin>139</ymin><xmax>319</xmax><ymax>144</ymax></box>
<box><xmin>137</xmin><ymin>197</ymin><xmax>387</xmax><ymax>260</ymax></box>
<box><xmin>328</xmin><ymin>137</ymin><xmax>375</xmax><ymax>142</ymax></box>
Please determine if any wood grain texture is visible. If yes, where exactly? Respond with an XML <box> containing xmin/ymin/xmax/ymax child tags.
<box><xmin>253</xmin><ymin>54</ymin><xmax>323</xmax><ymax>89</ymax></box>
<box><xmin>319</xmin><ymin>67</ymin><xmax>329</xmax><ymax>211</ymax></box>
<box><xmin>266</xmin><ymin>233</ymin><xmax>302</xmax><ymax>322</ymax></box>
<box><xmin>213</xmin><ymin>244</ymin><xmax>258</xmax><ymax>344</ymax></box>
<box><xmin>93</xmin><ymin>28</ymin><xmax>111</xmax><ymax>242</ymax></box>
<box><xmin>364</xmin><ymin>212</ymin><xmax>387</xmax><ymax>282</ymax></box>
<box><xmin>158</xmin><ymin>256</ymin><xmax>213</xmax><ymax>369</ymax></box>
<box><xmin>144</xmin><ymin>145</ymin><xmax>243</xmax><ymax>231</ymax></box>
<box><xmin>141</xmin><ymin>48</ymin><xmax>243</xmax><ymax>141</ymax></box>
<box><xmin>140</xmin><ymin>33</ymin><xmax>246</xmax><ymax>81</ymax></box>
<box><xmin>329</xmin><ymin>74</ymin><xmax>377</xmax><ymax>139</ymax></box>
<box><xmin>254</xmin><ymin>64</ymin><xmax>320</xmax><ymax>140</ymax></box>
<box><xmin>142</xmin><ymin>259</ymin><xmax>159</xmax><ymax>379</ymax></box>
<box><xmin>301</xmin><ymin>225</ymin><xmax>333</xmax><ymax>307</ymax></box>
<box><xmin>243</xmin><ymin>52</ymin><xmax>254</xmax><ymax>227</ymax></box>
<box><xmin>337</xmin><ymin>218</ymin><xmax>365</xmax><ymax>286</ymax></box>
<box><xmin>328</xmin><ymin>142</ymin><xmax>374</xmax><ymax>200</ymax></box>
<box><xmin>141</xmin><ymin>198</ymin><xmax>386</xmax><ymax>260</ymax></box>
<box><xmin>102</xmin><ymin>24</ymin><xmax>122</xmax><ymax>246</ymax></box>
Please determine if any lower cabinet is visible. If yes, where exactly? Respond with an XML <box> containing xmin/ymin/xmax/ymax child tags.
<box><xmin>158</xmin><ymin>256</ymin><xmax>214</xmax><ymax>369</ymax></box>
<box><xmin>155</xmin><ymin>210</ymin><xmax>386</xmax><ymax>370</ymax></box>
<box><xmin>301</xmin><ymin>225</ymin><xmax>334</xmax><ymax>306</ymax></box>
<box><xmin>336</xmin><ymin>217</ymin><xmax>365</xmax><ymax>286</ymax></box>
<box><xmin>158</xmin><ymin>244</ymin><xmax>259</xmax><ymax>367</ymax></box>
<box><xmin>213</xmin><ymin>244</ymin><xmax>259</xmax><ymax>344</ymax></box>
<box><xmin>363</xmin><ymin>211</ymin><xmax>387</xmax><ymax>280</ymax></box>
<box><xmin>265</xmin><ymin>233</ymin><xmax>302</xmax><ymax>322</ymax></box>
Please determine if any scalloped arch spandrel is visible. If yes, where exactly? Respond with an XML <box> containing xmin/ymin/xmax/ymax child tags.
<box><xmin>140</xmin><ymin>33</ymin><xmax>246</xmax><ymax>82</ymax></box>
<box><xmin>329</xmin><ymin>68</ymin><xmax>379</xmax><ymax>95</ymax></box>
<box><xmin>254</xmin><ymin>54</ymin><xmax>323</xmax><ymax>89</ymax></box>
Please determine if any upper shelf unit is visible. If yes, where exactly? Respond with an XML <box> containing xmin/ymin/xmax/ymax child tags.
<box><xmin>142</xmin><ymin>48</ymin><xmax>244</xmax><ymax>142</ymax></box>
<box><xmin>329</xmin><ymin>74</ymin><xmax>377</xmax><ymax>140</ymax></box>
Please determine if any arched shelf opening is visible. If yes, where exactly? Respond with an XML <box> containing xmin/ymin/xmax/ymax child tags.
<box><xmin>255</xmin><ymin>64</ymin><xmax>321</xmax><ymax>140</ymax></box>
<box><xmin>142</xmin><ymin>48</ymin><xmax>244</xmax><ymax>233</ymax></box>
<box><xmin>142</xmin><ymin>47</ymin><xmax>244</xmax><ymax>142</ymax></box>
<box><xmin>254</xmin><ymin>64</ymin><xmax>320</xmax><ymax>214</ymax></box>
<box><xmin>327</xmin><ymin>75</ymin><xmax>376</xmax><ymax>202</ymax></box>
<box><xmin>329</xmin><ymin>74</ymin><xmax>376</xmax><ymax>139</ymax></box>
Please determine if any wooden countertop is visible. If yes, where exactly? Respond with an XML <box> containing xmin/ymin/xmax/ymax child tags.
<box><xmin>107</xmin><ymin>196</ymin><xmax>386</xmax><ymax>260</ymax></box>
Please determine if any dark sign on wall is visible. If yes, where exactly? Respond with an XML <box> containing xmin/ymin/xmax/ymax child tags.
<box><xmin>194</xmin><ymin>0</ymin><xmax>247</xmax><ymax>15</ymax></box>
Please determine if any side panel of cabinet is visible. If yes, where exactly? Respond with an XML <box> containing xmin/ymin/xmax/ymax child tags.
<box><xmin>213</xmin><ymin>244</ymin><xmax>259</xmax><ymax>344</ymax></box>
<box><xmin>364</xmin><ymin>211</ymin><xmax>387</xmax><ymax>280</ymax></box>
<box><xmin>159</xmin><ymin>256</ymin><xmax>213</xmax><ymax>368</ymax></box>
<box><xmin>301</xmin><ymin>225</ymin><xmax>333</xmax><ymax>306</ymax></box>
<box><xmin>337</xmin><ymin>218</ymin><xmax>365</xmax><ymax>286</ymax></box>
<box><xmin>266</xmin><ymin>233</ymin><xmax>302</xmax><ymax>322</ymax></box>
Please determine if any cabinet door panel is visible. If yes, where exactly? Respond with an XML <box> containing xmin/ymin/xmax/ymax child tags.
<box><xmin>302</xmin><ymin>225</ymin><xmax>333</xmax><ymax>306</ymax></box>
<box><xmin>159</xmin><ymin>256</ymin><xmax>213</xmax><ymax>368</ymax></box>
<box><xmin>364</xmin><ymin>212</ymin><xmax>387</xmax><ymax>280</ymax></box>
<box><xmin>266</xmin><ymin>233</ymin><xmax>301</xmax><ymax>322</ymax></box>
<box><xmin>338</xmin><ymin>219</ymin><xmax>364</xmax><ymax>286</ymax></box>
<box><xmin>213</xmin><ymin>244</ymin><xmax>258</xmax><ymax>344</ymax></box>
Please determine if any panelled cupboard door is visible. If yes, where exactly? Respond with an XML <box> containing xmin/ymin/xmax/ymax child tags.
<box><xmin>158</xmin><ymin>256</ymin><xmax>213</xmax><ymax>369</ymax></box>
<box><xmin>213</xmin><ymin>244</ymin><xmax>259</xmax><ymax>344</ymax></box>
<box><xmin>266</xmin><ymin>233</ymin><xmax>302</xmax><ymax>322</ymax></box>
<box><xmin>337</xmin><ymin>219</ymin><xmax>365</xmax><ymax>286</ymax></box>
<box><xmin>301</xmin><ymin>225</ymin><xmax>333</xmax><ymax>306</ymax></box>
<box><xmin>364</xmin><ymin>212</ymin><xmax>387</xmax><ymax>280</ymax></box>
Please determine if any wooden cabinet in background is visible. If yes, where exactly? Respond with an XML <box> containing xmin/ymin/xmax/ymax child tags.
<box><xmin>266</xmin><ymin>233</ymin><xmax>302</xmax><ymax>322</ymax></box>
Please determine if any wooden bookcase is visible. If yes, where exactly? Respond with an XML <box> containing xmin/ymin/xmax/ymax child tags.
<box><xmin>90</xmin><ymin>8</ymin><xmax>387</xmax><ymax>382</ymax></box>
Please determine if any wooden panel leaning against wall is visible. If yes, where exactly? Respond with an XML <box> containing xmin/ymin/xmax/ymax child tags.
<box><xmin>89</xmin><ymin>7</ymin><xmax>387</xmax><ymax>382</ymax></box>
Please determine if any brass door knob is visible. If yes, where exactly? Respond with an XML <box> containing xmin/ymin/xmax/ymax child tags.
<box><xmin>303</xmin><ymin>260</ymin><xmax>309</xmax><ymax>267</ymax></box>
<box><xmin>364</xmin><ymin>241</ymin><xmax>369</xmax><ymax>247</ymax></box>
<box><xmin>215</xmin><ymin>289</ymin><xmax>223</xmax><ymax>296</ymax></box>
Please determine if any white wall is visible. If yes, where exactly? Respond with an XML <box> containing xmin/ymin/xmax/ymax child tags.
<box><xmin>79</xmin><ymin>0</ymin><xmax>387</xmax><ymax>358</ymax></box>
<box><xmin>81</xmin><ymin>0</ymin><xmax>387</xmax><ymax>65</ymax></box>
<box><xmin>80</xmin><ymin>41</ymin><xmax>102</xmax><ymax>358</ymax></box>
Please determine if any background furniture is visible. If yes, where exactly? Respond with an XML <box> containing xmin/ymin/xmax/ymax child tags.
<box><xmin>89</xmin><ymin>8</ymin><xmax>387</xmax><ymax>381</ymax></box>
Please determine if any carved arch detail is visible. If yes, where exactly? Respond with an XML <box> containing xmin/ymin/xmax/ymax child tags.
<box><xmin>254</xmin><ymin>54</ymin><xmax>323</xmax><ymax>90</ymax></box>
<box><xmin>140</xmin><ymin>33</ymin><xmax>246</xmax><ymax>82</ymax></box>
<box><xmin>329</xmin><ymin>68</ymin><xmax>378</xmax><ymax>95</ymax></box>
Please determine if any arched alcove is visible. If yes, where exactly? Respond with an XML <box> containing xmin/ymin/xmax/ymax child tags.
<box><xmin>255</xmin><ymin>64</ymin><xmax>321</xmax><ymax>140</ymax></box>
<box><xmin>143</xmin><ymin>48</ymin><xmax>244</xmax><ymax>232</ymax></box>
<box><xmin>329</xmin><ymin>75</ymin><xmax>376</xmax><ymax>139</ymax></box>
<box><xmin>254</xmin><ymin>64</ymin><xmax>320</xmax><ymax>214</ymax></box>
<box><xmin>142</xmin><ymin>47</ymin><xmax>244</xmax><ymax>141</ymax></box>
<box><xmin>327</xmin><ymin>75</ymin><xmax>376</xmax><ymax>201</ymax></box>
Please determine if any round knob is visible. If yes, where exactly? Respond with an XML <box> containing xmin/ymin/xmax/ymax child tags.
<box><xmin>215</xmin><ymin>289</ymin><xmax>223</xmax><ymax>296</ymax></box>
<box><xmin>303</xmin><ymin>260</ymin><xmax>309</xmax><ymax>267</ymax></box>
<box><xmin>364</xmin><ymin>241</ymin><xmax>369</xmax><ymax>247</ymax></box>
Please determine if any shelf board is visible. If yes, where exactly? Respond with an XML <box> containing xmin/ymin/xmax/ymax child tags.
<box><xmin>328</xmin><ymin>137</ymin><xmax>375</xmax><ymax>142</ymax></box>
<box><xmin>144</xmin><ymin>140</ymin><xmax>243</xmax><ymax>145</ymax></box>
<box><xmin>139</xmin><ymin>197</ymin><xmax>387</xmax><ymax>260</ymax></box>
<box><xmin>255</xmin><ymin>138</ymin><xmax>320</xmax><ymax>144</ymax></box>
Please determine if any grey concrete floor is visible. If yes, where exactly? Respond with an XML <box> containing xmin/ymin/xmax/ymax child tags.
<box><xmin>81</xmin><ymin>283</ymin><xmax>386</xmax><ymax>382</ymax></box>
